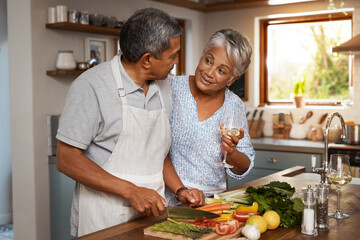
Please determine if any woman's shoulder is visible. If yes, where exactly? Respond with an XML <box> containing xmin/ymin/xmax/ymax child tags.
<box><xmin>166</xmin><ymin>74</ymin><xmax>190</xmax><ymax>85</ymax></box>
<box><xmin>226</xmin><ymin>89</ymin><xmax>244</xmax><ymax>107</ymax></box>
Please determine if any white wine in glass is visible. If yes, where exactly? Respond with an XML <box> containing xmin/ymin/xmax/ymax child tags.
<box><xmin>327</xmin><ymin>154</ymin><xmax>352</xmax><ymax>219</ymax></box>
<box><xmin>216</xmin><ymin>107</ymin><xmax>242</xmax><ymax>168</ymax></box>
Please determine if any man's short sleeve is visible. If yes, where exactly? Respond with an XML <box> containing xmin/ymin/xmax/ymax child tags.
<box><xmin>56</xmin><ymin>78</ymin><xmax>100</xmax><ymax>150</ymax></box>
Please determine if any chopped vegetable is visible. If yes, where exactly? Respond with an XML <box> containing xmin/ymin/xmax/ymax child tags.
<box><xmin>151</xmin><ymin>218</ymin><xmax>213</xmax><ymax>239</ymax></box>
<box><xmin>246</xmin><ymin>181</ymin><xmax>303</xmax><ymax>228</ymax></box>
<box><xmin>215</xmin><ymin>220</ymin><xmax>241</xmax><ymax>236</ymax></box>
<box><xmin>214</xmin><ymin>188</ymin><xmax>253</xmax><ymax>204</ymax></box>
<box><xmin>196</xmin><ymin>202</ymin><xmax>222</xmax><ymax>210</ymax></box>
<box><xmin>216</xmin><ymin>213</ymin><xmax>234</xmax><ymax>221</ymax></box>
<box><xmin>236</xmin><ymin>201</ymin><xmax>259</xmax><ymax>213</ymax></box>
<box><xmin>232</xmin><ymin>212</ymin><xmax>260</xmax><ymax>222</ymax></box>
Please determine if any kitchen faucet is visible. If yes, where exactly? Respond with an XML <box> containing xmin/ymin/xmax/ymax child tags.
<box><xmin>312</xmin><ymin>112</ymin><xmax>346</xmax><ymax>183</ymax></box>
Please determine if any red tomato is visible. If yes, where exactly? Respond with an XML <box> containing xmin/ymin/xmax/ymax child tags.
<box><xmin>215</xmin><ymin>223</ymin><xmax>231</xmax><ymax>236</ymax></box>
<box><xmin>232</xmin><ymin>212</ymin><xmax>260</xmax><ymax>222</ymax></box>
<box><xmin>226</xmin><ymin>220</ymin><xmax>239</xmax><ymax>234</ymax></box>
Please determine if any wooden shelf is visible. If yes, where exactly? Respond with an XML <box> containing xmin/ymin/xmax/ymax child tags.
<box><xmin>46</xmin><ymin>69</ymin><xmax>85</xmax><ymax>76</ymax></box>
<box><xmin>46</xmin><ymin>22</ymin><xmax>120</xmax><ymax>36</ymax></box>
<box><xmin>151</xmin><ymin>0</ymin><xmax>322</xmax><ymax>12</ymax></box>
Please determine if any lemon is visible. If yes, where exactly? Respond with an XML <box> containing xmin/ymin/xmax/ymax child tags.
<box><xmin>236</xmin><ymin>201</ymin><xmax>259</xmax><ymax>213</ymax></box>
<box><xmin>263</xmin><ymin>211</ymin><xmax>280</xmax><ymax>230</ymax></box>
<box><xmin>246</xmin><ymin>215</ymin><xmax>268</xmax><ymax>234</ymax></box>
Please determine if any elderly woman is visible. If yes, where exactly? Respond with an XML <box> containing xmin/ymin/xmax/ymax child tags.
<box><xmin>165</xmin><ymin>29</ymin><xmax>255</xmax><ymax>205</ymax></box>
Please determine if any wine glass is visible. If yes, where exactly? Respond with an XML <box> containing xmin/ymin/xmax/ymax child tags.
<box><xmin>327</xmin><ymin>154</ymin><xmax>352</xmax><ymax>219</ymax></box>
<box><xmin>216</xmin><ymin>107</ymin><xmax>242</xmax><ymax>168</ymax></box>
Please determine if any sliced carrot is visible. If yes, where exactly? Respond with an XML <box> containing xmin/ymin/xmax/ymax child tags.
<box><xmin>204</xmin><ymin>203</ymin><xmax>232</xmax><ymax>212</ymax></box>
<box><xmin>199</xmin><ymin>203</ymin><xmax>232</xmax><ymax>212</ymax></box>
<box><xmin>209</xmin><ymin>210</ymin><xmax>223</xmax><ymax>215</ymax></box>
<box><xmin>197</xmin><ymin>202</ymin><xmax>222</xmax><ymax>210</ymax></box>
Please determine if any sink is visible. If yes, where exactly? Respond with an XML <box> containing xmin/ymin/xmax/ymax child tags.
<box><xmin>292</xmin><ymin>172</ymin><xmax>360</xmax><ymax>185</ymax></box>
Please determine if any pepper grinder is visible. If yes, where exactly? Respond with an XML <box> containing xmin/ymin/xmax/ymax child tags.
<box><xmin>301</xmin><ymin>185</ymin><xmax>318</xmax><ymax>236</ymax></box>
<box><xmin>316</xmin><ymin>183</ymin><xmax>330</xmax><ymax>230</ymax></box>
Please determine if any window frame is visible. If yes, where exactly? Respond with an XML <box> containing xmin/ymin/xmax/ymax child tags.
<box><xmin>259</xmin><ymin>12</ymin><xmax>353</xmax><ymax>107</ymax></box>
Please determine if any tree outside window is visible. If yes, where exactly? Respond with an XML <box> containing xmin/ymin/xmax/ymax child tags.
<box><xmin>260</xmin><ymin>11</ymin><xmax>352</xmax><ymax>106</ymax></box>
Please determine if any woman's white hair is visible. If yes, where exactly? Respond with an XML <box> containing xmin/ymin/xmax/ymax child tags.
<box><xmin>203</xmin><ymin>29</ymin><xmax>252</xmax><ymax>77</ymax></box>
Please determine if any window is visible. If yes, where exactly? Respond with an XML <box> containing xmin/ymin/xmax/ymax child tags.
<box><xmin>170</xmin><ymin>19</ymin><xmax>185</xmax><ymax>76</ymax></box>
<box><xmin>259</xmin><ymin>11</ymin><xmax>353</xmax><ymax>106</ymax></box>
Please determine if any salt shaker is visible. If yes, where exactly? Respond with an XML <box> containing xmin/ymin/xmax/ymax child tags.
<box><xmin>301</xmin><ymin>185</ymin><xmax>318</xmax><ymax>236</ymax></box>
<box><xmin>316</xmin><ymin>183</ymin><xmax>330</xmax><ymax>230</ymax></box>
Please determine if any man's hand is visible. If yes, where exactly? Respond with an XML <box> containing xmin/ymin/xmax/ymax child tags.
<box><xmin>127</xmin><ymin>186</ymin><xmax>166</xmax><ymax>217</ymax></box>
<box><xmin>177</xmin><ymin>188</ymin><xmax>205</xmax><ymax>208</ymax></box>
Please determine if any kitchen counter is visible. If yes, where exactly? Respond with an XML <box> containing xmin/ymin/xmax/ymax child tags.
<box><xmin>75</xmin><ymin>166</ymin><xmax>360</xmax><ymax>240</ymax></box>
<box><xmin>251</xmin><ymin>137</ymin><xmax>324</xmax><ymax>154</ymax></box>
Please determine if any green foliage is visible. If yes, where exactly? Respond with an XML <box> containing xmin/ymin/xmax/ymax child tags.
<box><xmin>293</xmin><ymin>77</ymin><xmax>305</xmax><ymax>96</ymax></box>
<box><xmin>246</xmin><ymin>181</ymin><xmax>303</xmax><ymax>228</ymax></box>
<box><xmin>269</xmin><ymin>22</ymin><xmax>349</xmax><ymax>101</ymax></box>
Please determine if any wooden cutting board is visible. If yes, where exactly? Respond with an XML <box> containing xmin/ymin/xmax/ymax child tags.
<box><xmin>144</xmin><ymin>223</ymin><xmax>246</xmax><ymax>240</ymax></box>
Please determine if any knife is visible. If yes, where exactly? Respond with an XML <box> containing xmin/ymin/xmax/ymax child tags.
<box><xmin>255</xmin><ymin>110</ymin><xmax>264</xmax><ymax>136</ymax></box>
<box><xmin>166</xmin><ymin>206</ymin><xmax>220</xmax><ymax>220</ymax></box>
<box><xmin>248</xmin><ymin>109</ymin><xmax>258</xmax><ymax>131</ymax></box>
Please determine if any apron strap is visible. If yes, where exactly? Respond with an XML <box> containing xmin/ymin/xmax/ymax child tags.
<box><xmin>155</xmin><ymin>80</ymin><xmax>166</xmax><ymax>109</ymax></box>
<box><xmin>111</xmin><ymin>56</ymin><xmax>127</xmax><ymax>104</ymax></box>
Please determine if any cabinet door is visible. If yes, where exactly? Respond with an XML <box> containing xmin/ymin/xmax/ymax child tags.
<box><xmin>227</xmin><ymin>151</ymin><xmax>322</xmax><ymax>189</ymax></box>
<box><xmin>254</xmin><ymin>150</ymin><xmax>321</xmax><ymax>171</ymax></box>
<box><xmin>49</xmin><ymin>163</ymin><xmax>75</xmax><ymax>240</ymax></box>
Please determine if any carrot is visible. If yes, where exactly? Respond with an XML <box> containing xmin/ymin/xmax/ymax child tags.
<box><xmin>196</xmin><ymin>202</ymin><xmax>222</xmax><ymax>210</ymax></box>
<box><xmin>209</xmin><ymin>210</ymin><xmax>223</xmax><ymax>215</ymax></box>
<box><xmin>199</xmin><ymin>203</ymin><xmax>232</xmax><ymax>212</ymax></box>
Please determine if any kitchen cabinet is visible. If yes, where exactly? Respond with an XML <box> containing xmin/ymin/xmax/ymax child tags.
<box><xmin>45</xmin><ymin>22</ymin><xmax>120</xmax><ymax>76</ymax></box>
<box><xmin>227</xmin><ymin>150</ymin><xmax>322</xmax><ymax>188</ymax></box>
<box><xmin>49</xmin><ymin>157</ymin><xmax>74</xmax><ymax>240</ymax></box>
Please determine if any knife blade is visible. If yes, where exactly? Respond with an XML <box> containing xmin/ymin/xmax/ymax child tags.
<box><xmin>248</xmin><ymin>109</ymin><xmax>258</xmax><ymax>131</ymax></box>
<box><xmin>166</xmin><ymin>206</ymin><xmax>220</xmax><ymax>220</ymax></box>
<box><xmin>255</xmin><ymin>110</ymin><xmax>264</xmax><ymax>136</ymax></box>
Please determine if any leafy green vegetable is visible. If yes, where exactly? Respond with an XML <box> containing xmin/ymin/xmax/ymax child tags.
<box><xmin>246</xmin><ymin>181</ymin><xmax>303</xmax><ymax>228</ymax></box>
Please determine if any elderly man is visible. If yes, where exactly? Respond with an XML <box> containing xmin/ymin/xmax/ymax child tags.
<box><xmin>56</xmin><ymin>8</ymin><xmax>204</xmax><ymax>237</ymax></box>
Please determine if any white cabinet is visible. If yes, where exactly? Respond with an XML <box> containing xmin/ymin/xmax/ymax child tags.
<box><xmin>227</xmin><ymin>150</ymin><xmax>322</xmax><ymax>189</ymax></box>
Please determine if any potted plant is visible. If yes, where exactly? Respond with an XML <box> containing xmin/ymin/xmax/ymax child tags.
<box><xmin>293</xmin><ymin>77</ymin><xmax>305</xmax><ymax>108</ymax></box>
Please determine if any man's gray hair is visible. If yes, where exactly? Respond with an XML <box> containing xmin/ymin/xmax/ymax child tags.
<box><xmin>203</xmin><ymin>29</ymin><xmax>252</xmax><ymax>77</ymax></box>
<box><xmin>120</xmin><ymin>8</ymin><xmax>182</xmax><ymax>62</ymax></box>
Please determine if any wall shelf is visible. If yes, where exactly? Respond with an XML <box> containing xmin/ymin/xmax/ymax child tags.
<box><xmin>46</xmin><ymin>22</ymin><xmax>120</xmax><ymax>36</ymax></box>
<box><xmin>46</xmin><ymin>70</ymin><xmax>85</xmax><ymax>76</ymax></box>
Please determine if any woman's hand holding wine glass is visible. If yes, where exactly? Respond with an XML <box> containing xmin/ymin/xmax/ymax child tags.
<box><xmin>216</xmin><ymin>107</ymin><xmax>243</xmax><ymax>168</ymax></box>
<box><xmin>327</xmin><ymin>154</ymin><xmax>352</xmax><ymax>219</ymax></box>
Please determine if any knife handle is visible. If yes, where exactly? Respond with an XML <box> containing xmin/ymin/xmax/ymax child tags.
<box><xmin>251</xmin><ymin>109</ymin><xmax>258</xmax><ymax>119</ymax></box>
<box><xmin>258</xmin><ymin>110</ymin><xmax>264</xmax><ymax>119</ymax></box>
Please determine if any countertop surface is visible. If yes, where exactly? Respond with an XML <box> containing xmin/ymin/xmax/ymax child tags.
<box><xmin>251</xmin><ymin>137</ymin><xmax>325</xmax><ymax>154</ymax></box>
<box><xmin>75</xmin><ymin>166</ymin><xmax>360</xmax><ymax>240</ymax></box>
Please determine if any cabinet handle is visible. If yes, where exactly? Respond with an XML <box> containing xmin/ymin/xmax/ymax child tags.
<box><xmin>267</xmin><ymin>157</ymin><xmax>277</xmax><ymax>163</ymax></box>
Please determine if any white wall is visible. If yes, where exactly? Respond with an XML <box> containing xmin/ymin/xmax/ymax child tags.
<box><xmin>204</xmin><ymin>0</ymin><xmax>360</xmax><ymax>136</ymax></box>
<box><xmin>8</xmin><ymin>0</ymin><xmax>205</xmax><ymax>239</ymax></box>
<box><xmin>0</xmin><ymin>0</ymin><xmax>12</xmax><ymax>226</ymax></box>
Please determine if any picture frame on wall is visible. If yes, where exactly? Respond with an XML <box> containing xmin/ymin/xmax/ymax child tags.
<box><xmin>84</xmin><ymin>38</ymin><xmax>111</xmax><ymax>67</ymax></box>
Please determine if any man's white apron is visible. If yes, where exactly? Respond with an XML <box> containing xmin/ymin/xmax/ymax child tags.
<box><xmin>78</xmin><ymin>56</ymin><xmax>171</xmax><ymax>236</ymax></box>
